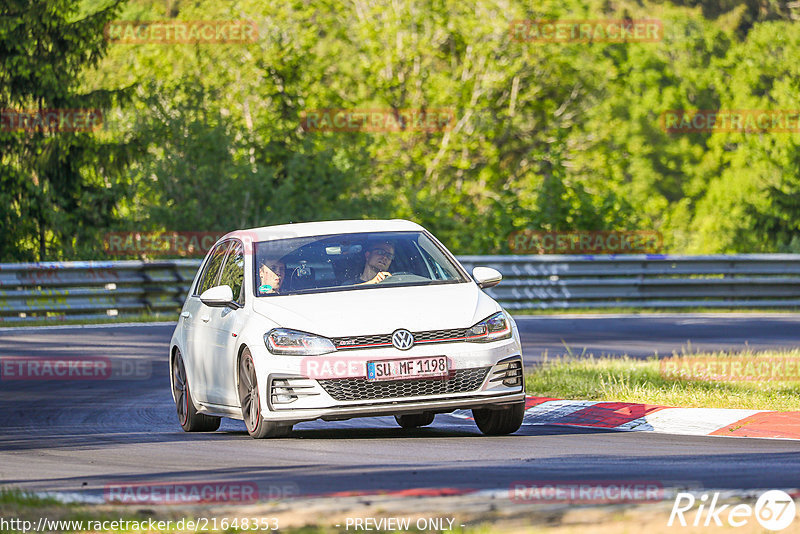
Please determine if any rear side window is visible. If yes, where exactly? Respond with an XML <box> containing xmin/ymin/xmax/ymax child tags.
<box><xmin>196</xmin><ymin>242</ymin><xmax>230</xmax><ymax>295</ymax></box>
<box><xmin>218</xmin><ymin>241</ymin><xmax>245</xmax><ymax>304</ymax></box>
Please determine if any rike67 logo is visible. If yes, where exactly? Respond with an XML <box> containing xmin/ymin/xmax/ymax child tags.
<box><xmin>668</xmin><ymin>490</ymin><xmax>796</xmax><ymax>531</ymax></box>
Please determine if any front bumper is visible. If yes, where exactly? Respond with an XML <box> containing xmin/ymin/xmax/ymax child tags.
<box><xmin>256</xmin><ymin>335</ymin><xmax>525</xmax><ymax>423</ymax></box>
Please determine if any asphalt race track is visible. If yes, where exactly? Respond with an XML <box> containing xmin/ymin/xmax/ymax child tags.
<box><xmin>1</xmin><ymin>315</ymin><xmax>800</xmax><ymax>502</ymax></box>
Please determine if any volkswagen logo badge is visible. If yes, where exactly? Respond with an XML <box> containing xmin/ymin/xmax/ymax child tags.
<box><xmin>391</xmin><ymin>329</ymin><xmax>414</xmax><ymax>350</ymax></box>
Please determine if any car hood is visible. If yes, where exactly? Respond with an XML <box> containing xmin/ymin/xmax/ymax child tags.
<box><xmin>251</xmin><ymin>282</ymin><xmax>500</xmax><ymax>337</ymax></box>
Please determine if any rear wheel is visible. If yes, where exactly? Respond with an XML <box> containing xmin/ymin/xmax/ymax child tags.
<box><xmin>473</xmin><ymin>401</ymin><xmax>525</xmax><ymax>435</ymax></box>
<box><xmin>238</xmin><ymin>348</ymin><xmax>293</xmax><ymax>439</ymax></box>
<box><xmin>394</xmin><ymin>412</ymin><xmax>435</xmax><ymax>428</ymax></box>
<box><xmin>172</xmin><ymin>349</ymin><xmax>221</xmax><ymax>432</ymax></box>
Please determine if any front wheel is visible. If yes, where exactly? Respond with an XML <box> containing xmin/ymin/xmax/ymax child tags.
<box><xmin>472</xmin><ymin>401</ymin><xmax>525</xmax><ymax>435</ymax></box>
<box><xmin>172</xmin><ymin>349</ymin><xmax>220</xmax><ymax>432</ymax></box>
<box><xmin>238</xmin><ymin>348</ymin><xmax>293</xmax><ymax>439</ymax></box>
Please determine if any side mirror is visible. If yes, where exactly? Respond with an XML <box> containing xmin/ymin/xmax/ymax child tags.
<box><xmin>472</xmin><ymin>267</ymin><xmax>502</xmax><ymax>289</ymax></box>
<box><xmin>200</xmin><ymin>285</ymin><xmax>235</xmax><ymax>307</ymax></box>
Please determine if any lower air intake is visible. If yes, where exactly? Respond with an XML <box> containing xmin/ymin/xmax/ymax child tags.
<box><xmin>318</xmin><ymin>367</ymin><xmax>490</xmax><ymax>401</ymax></box>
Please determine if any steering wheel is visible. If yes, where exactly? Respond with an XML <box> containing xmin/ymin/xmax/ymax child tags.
<box><xmin>377</xmin><ymin>272</ymin><xmax>427</xmax><ymax>284</ymax></box>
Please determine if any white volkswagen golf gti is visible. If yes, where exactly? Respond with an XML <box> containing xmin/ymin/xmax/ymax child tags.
<box><xmin>169</xmin><ymin>219</ymin><xmax>526</xmax><ymax>438</ymax></box>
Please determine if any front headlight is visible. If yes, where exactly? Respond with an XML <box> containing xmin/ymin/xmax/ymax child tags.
<box><xmin>264</xmin><ymin>328</ymin><xmax>337</xmax><ymax>356</ymax></box>
<box><xmin>466</xmin><ymin>311</ymin><xmax>512</xmax><ymax>342</ymax></box>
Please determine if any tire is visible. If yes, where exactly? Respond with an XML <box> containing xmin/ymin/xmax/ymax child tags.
<box><xmin>395</xmin><ymin>412</ymin><xmax>435</xmax><ymax>428</ymax></box>
<box><xmin>472</xmin><ymin>401</ymin><xmax>525</xmax><ymax>435</ymax></box>
<box><xmin>172</xmin><ymin>349</ymin><xmax>221</xmax><ymax>432</ymax></box>
<box><xmin>238</xmin><ymin>348</ymin><xmax>293</xmax><ymax>439</ymax></box>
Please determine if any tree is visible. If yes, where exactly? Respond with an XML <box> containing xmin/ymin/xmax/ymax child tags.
<box><xmin>0</xmin><ymin>0</ymin><xmax>137</xmax><ymax>261</ymax></box>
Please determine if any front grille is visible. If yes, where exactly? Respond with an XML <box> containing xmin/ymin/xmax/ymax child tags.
<box><xmin>332</xmin><ymin>333</ymin><xmax>391</xmax><ymax>348</ymax></box>
<box><xmin>318</xmin><ymin>367</ymin><xmax>490</xmax><ymax>401</ymax></box>
<box><xmin>331</xmin><ymin>327</ymin><xmax>470</xmax><ymax>350</ymax></box>
<box><xmin>413</xmin><ymin>328</ymin><xmax>469</xmax><ymax>342</ymax></box>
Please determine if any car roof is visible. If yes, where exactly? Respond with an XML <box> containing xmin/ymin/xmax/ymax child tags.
<box><xmin>221</xmin><ymin>219</ymin><xmax>426</xmax><ymax>242</ymax></box>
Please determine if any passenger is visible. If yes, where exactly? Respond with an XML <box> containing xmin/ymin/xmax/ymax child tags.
<box><xmin>258</xmin><ymin>260</ymin><xmax>285</xmax><ymax>294</ymax></box>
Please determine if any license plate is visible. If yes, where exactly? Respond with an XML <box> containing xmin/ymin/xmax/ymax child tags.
<box><xmin>366</xmin><ymin>356</ymin><xmax>449</xmax><ymax>381</ymax></box>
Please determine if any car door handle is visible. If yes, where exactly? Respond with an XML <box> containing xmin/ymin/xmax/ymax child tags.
<box><xmin>180</xmin><ymin>312</ymin><xmax>190</xmax><ymax>319</ymax></box>
<box><xmin>201</xmin><ymin>315</ymin><xmax>210</xmax><ymax>323</ymax></box>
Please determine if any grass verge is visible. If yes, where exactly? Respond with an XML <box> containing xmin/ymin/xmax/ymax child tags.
<box><xmin>0</xmin><ymin>489</ymin><xmax>60</xmax><ymax>507</ymax></box>
<box><xmin>525</xmin><ymin>349</ymin><xmax>800</xmax><ymax>411</ymax></box>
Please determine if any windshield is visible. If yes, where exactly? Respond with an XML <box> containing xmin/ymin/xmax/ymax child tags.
<box><xmin>253</xmin><ymin>231</ymin><xmax>469</xmax><ymax>296</ymax></box>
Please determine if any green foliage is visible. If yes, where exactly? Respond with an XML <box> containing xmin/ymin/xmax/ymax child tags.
<box><xmin>2</xmin><ymin>0</ymin><xmax>800</xmax><ymax>260</ymax></box>
<box><xmin>0</xmin><ymin>0</ymin><xmax>142</xmax><ymax>261</ymax></box>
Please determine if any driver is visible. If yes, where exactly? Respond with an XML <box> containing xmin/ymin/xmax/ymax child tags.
<box><xmin>344</xmin><ymin>241</ymin><xmax>394</xmax><ymax>285</ymax></box>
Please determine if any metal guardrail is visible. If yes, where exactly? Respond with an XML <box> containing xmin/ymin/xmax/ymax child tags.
<box><xmin>2</xmin><ymin>255</ymin><xmax>800</xmax><ymax>322</ymax></box>
<box><xmin>0</xmin><ymin>260</ymin><xmax>200</xmax><ymax>323</ymax></box>
<box><xmin>459</xmin><ymin>254</ymin><xmax>800</xmax><ymax>310</ymax></box>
